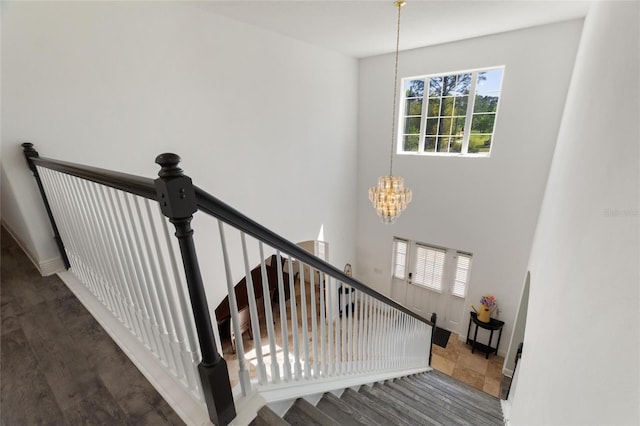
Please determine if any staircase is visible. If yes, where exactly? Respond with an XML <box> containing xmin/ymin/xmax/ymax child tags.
<box><xmin>252</xmin><ymin>370</ymin><xmax>504</xmax><ymax>426</ymax></box>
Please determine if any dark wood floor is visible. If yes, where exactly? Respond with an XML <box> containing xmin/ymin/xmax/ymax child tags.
<box><xmin>1</xmin><ymin>226</ymin><xmax>185</xmax><ymax>425</ymax></box>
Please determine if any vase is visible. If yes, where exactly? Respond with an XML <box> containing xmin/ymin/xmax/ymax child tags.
<box><xmin>478</xmin><ymin>305</ymin><xmax>491</xmax><ymax>323</ymax></box>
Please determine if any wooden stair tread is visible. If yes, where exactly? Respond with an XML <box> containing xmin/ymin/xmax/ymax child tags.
<box><xmin>250</xmin><ymin>406</ymin><xmax>291</xmax><ymax>426</ymax></box>
<box><xmin>340</xmin><ymin>388</ymin><xmax>399</xmax><ymax>426</ymax></box>
<box><xmin>254</xmin><ymin>370</ymin><xmax>505</xmax><ymax>426</ymax></box>
<box><xmin>361</xmin><ymin>384</ymin><xmax>431</xmax><ymax>425</ymax></box>
<box><xmin>283</xmin><ymin>398</ymin><xmax>338</xmax><ymax>426</ymax></box>
<box><xmin>410</xmin><ymin>372</ymin><xmax>503</xmax><ymax>421</ymax></box>
<box><xmin>316</xmin><ymin>392</ymin><xmax>373</xmax><ymax>426</ymax></box>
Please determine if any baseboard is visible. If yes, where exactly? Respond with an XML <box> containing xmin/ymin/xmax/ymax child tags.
<box><xmin>2</xmin><ymin>222</ymin><xmax>64</xmax><ymax>276</ymax></box>
<box><xmin>501</xmin><ymin>399</ymin><xmax>511</xmax><ymax>425</ymax></box>
<box><xmin>56</xmin><ymin>271</ymin><xmax>211</xmax><ymax>426</ymax></box>
<box><xmin>502</xmin><ymin>367</ymin><xmax>514</xmax><ymax>378</ymax></box>
<box><xmin>38</xmin><ymin>255</ymin><xmax>66</xmax><ymax>276</ymax></box>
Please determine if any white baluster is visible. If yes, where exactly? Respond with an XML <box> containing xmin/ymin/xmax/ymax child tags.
<box><xmin>287</xmin><ymin>256</ymin><xmax>301</xmax><ymax>379</ymax></box>
<box><xmin>309</xmin><ymin>266</ymin><xmax>319</xmax><ymax>378</ymax></box>
<box><xmin>332</xmin><ymin>278</ymin><xmax>347</xmax><ymax>374</ymax></box>
<box><xmin>258</xmin><ymin>243</ymin><xmax>280</xmax><ymax>383</ymax></box>
<box><xmin>298</xmin><ymin>263</ymin><xmax>310</xmax><ymax>378</ymax></box>
<box><xmin>347</xmin><ymin>286</ymin><xmax>353</xmax><ymax>374</ymax></box>
<box><xmin>326</xmin><ymin>273</ymin><xmax>334</xmax><ymax>376</ymax></box>
<box><xmin>218</xmin><ymin>222</ymin><xmax>250</xmax><ymax>395</ymax></box>
<box><xmin>240</xmin><ymin>233</ymin><xmax>267</xmax><ymax>385</ymax></box>
<box><xmin>144</xmin><ymin>199</ymin><xmax>191</xmax><ymax>386</ymax></box>
<box><xmin>275</xmin><ymin>251</ymin><xmax>291</xmax><ymax>381</ymax></box>
<box><xmin>160</xmin><ymin>212</ymin><xmax>201</xmax><ymax>394</ymax></box>
<box><xmin>319</xmin><ymin>271</ymin><xmax>327</xmax><ymax>376</ymax></box>
<box><xmin>74</xmin><ymin>178</ymin><xmax>122</xmax><ymax>320</ymax></box>
<box><xmin>340</xmin><ymin>282</ymin><xmax>346</xmax><ymax>374</ymax></box>
<box><xmin>357</xmin><ymin>291</ymin><xmax>364</xmax><ymax>373</ymax></box>
<box><xmin>82</xmin><ymin>180</ymin><xmax>134</xmax><ymax>333</ymax></box>
<box><xmin>112</xmin><ymin>189</ymin><xmax>162</xmax><ymax>356</ymax></box>
<box><xmin>97</xmin><ymin>184</ymin><xmax>148</xmax><ymax>346</ymax></box>
<box><xmin>124</xmin><ymin>193</ymin><xmax>172</xmax><ymax>367</ymax></box>
<box><xmin>132</xmin><ymin>195</ymin><xmax>179</xmax><ymax>372</ymax></box>
<box><xmin>62</xmin><ymin>174</ymin><xmax>107</xmax><ymax>306</ymax></box>
<box><xmin>335</xmin><ymin>279</ymin><xmax>341</xmax><ymax>374</ymax></box>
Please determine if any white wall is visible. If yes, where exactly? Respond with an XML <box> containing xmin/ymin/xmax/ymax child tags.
<box><xmin>356</xmin><ymin>20</ymin><xmax>584</xmax><ymax>353</ymax></box>
<box><xmin>510</xmin><ymin>2</ymin><xmax>639</xmax><ymax>424</ymax></box>
<box><xmin>1</xmin><ymin>2</ymin><xmax>358</xmax><ymax>307</ymax></box>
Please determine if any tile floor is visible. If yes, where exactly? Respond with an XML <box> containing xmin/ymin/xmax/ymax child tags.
<box><xmin>430</xmin><ymin>331</ymin><xmax>509</xmax><ymax>398</ymax></box>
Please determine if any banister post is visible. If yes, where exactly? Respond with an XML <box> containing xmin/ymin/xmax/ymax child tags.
<box><xmin>21</xmin><ymin>142</ymin><xmax>71</xmax><ymax>270</ymax></box>
<box><xmin>429</xmin><ymin>312</ymin><xmax>437</xmax><ymax>365</ymax></box>
<box><xmin>154</xmin><ymin>153</ymin><xmax>235</xmax><ymax>426</ymax></box>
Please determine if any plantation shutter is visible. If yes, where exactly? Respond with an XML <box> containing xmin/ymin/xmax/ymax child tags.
<box><xmin>413</xmin><ymin>244</ymin><xmax>446</xmax><ymax>291</ymax></box>
<box><xmin>452</xmin><ymin>252</ymin><xmax>471</xmax><ymax>298</ymax></box>
<box><xmin>392</xmin><ymin>239</ymin><xmax>408</xmax><ymax>279</ymax></box>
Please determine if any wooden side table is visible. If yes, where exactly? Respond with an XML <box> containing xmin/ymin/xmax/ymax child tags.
<box><xmin>466</xmin><ymin>311</ymin><xmax>504</xmax><ymax>359</ymax></box>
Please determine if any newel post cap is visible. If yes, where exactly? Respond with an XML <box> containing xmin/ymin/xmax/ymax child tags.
<box><xmin>154</xmin><ymin>152</ymin><xmax>196</xmax><ymax>219</ymax></box>
<box><xmin>155</xmin><ymin>153</ymin><xmax>184</xmax><ymax>178</ymax></box>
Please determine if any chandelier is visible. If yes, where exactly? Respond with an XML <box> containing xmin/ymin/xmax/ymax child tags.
<box><xmin>369</xmin><ymin>0</ymin><xmax>412</xmax><ymax>224</ymax></box>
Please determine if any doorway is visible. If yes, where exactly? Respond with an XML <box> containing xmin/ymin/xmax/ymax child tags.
<box><xmin>390</xmin><ymin>238</ymin><xmax>471</xmax><ymax>334</ymax></box>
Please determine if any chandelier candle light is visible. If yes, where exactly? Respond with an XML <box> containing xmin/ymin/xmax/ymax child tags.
<box><xmin>369</xmin><ymin>0</ymin><xmax>412</xmax><ymax>224</ymax></box>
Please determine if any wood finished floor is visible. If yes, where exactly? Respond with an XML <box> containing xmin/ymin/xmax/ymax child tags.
<box><xmin>0</xmin><ymin>227</ymin><xmax>185</xmax><ymax>425</ymax></box>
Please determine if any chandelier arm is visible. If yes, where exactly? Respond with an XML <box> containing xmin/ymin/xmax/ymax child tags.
<box><xmin>389</xmin><ymin>1</ymin><xmax>404</xmax><ymax>177</ymax></box>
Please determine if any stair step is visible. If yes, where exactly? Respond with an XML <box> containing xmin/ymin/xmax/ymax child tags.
<box><xmin>367</xmin><ymin>383</ymin><xmax>440</xmax><ymax>426</ymax></box>
<box><xmin>398</xmin><ymin>376</ymin><xmax>499</xmax><ymax>426</ymax></box>
<box><xmin>423</xmin><ymin>370</ymin><xmax>502</xmax><ymax>408</ymax></box>
<box><xmin>283</xmin><ymin>398</ymin><xmax>339</xmax><ymax>426</ymax></box>
<box><xmin>353</xmin><ymin>386</ymin><xmax>415</xmax><ymax>426</ymax></box>
<box><xmin>340</xmin><ymin>388</ymin><xmax>399</xmax><ymax>426</ymax></box>
<box><xmin>316</xmin><ymin>392</ymin><xmax>373</xmax><ymax>426</ymax></box>
<box><xmin>405</xmin><ymin>374</ymin><xmax>503</xmax><ymax>423</ymax></box>
<box><xmin>417</xmin><ymin>371</ymin><xmax>503</xmax><ymax>418</ymax></box>
<box><xmin>385</xmin><ymin>379</ymin><xmax>475</xmax><ymax>426</ymax></box>
<box><xmin>250</xmin><ymin>406</ymin><xmax>291</xmax><ymax>426</ymax></box>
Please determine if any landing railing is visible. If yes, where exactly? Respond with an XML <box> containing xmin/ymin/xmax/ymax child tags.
<box><xmin>22</xmin><ymin>143</ymin><xmax>434</xmax><ymax>425</ymax></box>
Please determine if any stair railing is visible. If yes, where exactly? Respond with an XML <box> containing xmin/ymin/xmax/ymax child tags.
<box><xmin>196</xmin><ymin>180</ymin><xmax>434</xmax><ymax>400</ymax></box>
<box><xmin>22</xmin><ymin>144</ymin><xmax>434</xmax><ymax>424</ymax></box>
<box><xmin>22</xmin><ymin>144</ymin><xmax>234</xmax><ymax>425</ymax></box>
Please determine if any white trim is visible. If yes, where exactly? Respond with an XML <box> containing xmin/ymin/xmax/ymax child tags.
<box><xmin>56</xmin><ymin>271</ymin><xmax>211</xmax><ymax>426</ymax></box>
<box><xmin>501</xmin><ymin>399</ymin><xmax>511</xmax><ymax>426</ymax></box>
<box><xmin>256</xmin><ymin>366</ymin><xmax>431</xmax><ymax>403</ymax></box>
<box><xmin>1</xmin><ymin>221</ymin><xmax>65</xmax><ymax>276</ymax></box>
<box><xmin>38</xmin><ymin>256</ymin><xmax>66</xmax><ymax>276</ymax></box>
<box><xmin>502</xmin><ymin>367</ymin><xmax>514</xmax><ymax>378</ymax></box>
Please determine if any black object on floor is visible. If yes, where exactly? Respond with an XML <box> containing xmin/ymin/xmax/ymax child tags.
<box><xmin>433</xmin><ymin>327</ymin><xmax>451</xmax><ymax>348</ymax></box>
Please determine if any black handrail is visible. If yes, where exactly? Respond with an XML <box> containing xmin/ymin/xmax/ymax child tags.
<box><xmin>195</xmin><ymin>187</ymin><xmax>433</xmax><ymax>327</ymax></box>
<box><xmin>29</xmin><ymin>156</ymin><xmax>157</xmax><ymax>200</ymax></box>
<box><xmin>26</xmin><ymin>149</ymin><xmax>433</xmax><ymax>327</ymax></box>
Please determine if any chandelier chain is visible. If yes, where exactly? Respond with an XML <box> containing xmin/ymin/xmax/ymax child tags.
<box><xmin>389</xmin><ymin>1</ymin><xmax>404</xmax><ymax>177</ymax></box>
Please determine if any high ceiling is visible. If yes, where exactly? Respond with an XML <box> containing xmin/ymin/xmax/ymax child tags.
<box><xmin>190</xmin><ymin>1</ymin><xmax>591</xmax><ymax>58</ymax></box>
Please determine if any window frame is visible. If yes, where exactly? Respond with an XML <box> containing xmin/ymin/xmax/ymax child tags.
<box><xmin>391</xmin><ymin>237</ymin><xmax>473</xmax><ymax>298</ymax></box>
<box><xmin>452</xmin><ymin>251</ymin><xmax>472</xmax><ymax>299</ymax></box>
<box><xmin>412</xmin><ymin>243</ymin><xmax>447</xmax><ymax>293</ymax></box>
<box><xmin>392</xmin><ymin>238</ymin><xmax>409</xmax><ymax>280</ymax></box>
<box><xmin>397</xmin><ymin>66</ymin><xmax>504</xmax><ymax>157</ymax></box>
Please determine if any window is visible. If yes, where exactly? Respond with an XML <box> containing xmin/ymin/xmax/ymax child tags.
<box><xmin>391</xmin><ymin>238</ymin><xmax>473</xmax><ymax>297</ymax></box>
<box><xmin>452</xmin><ymin>252</ymin><xmax>472</xmax><ymax>298</ymax></box>
<box><xmin>399</xmin><ymin>67</ymin><xmax>504</xmax><ymax>156</ymax></box>
<box><xmin>392</xmin><ymin>238</ymin><xmax>408</xmax><ymax>279</ymax></box>
<box><xmin>413</xmin><ymin>244</ymin><xmax>446</xmax><ymax>292</ymax></box>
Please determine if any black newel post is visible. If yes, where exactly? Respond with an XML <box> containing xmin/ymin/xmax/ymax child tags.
<box><xmin>429</xmin><ymin>312</ymin><xmax>437</xmax><ymax>365</ymax></box>
<box><xmin>154</xmin><ymin>153</ymin><xmax>235</xmax><ymax>426</ymax></box>
<box><xmin>21</xmin><ymin>143</ymin><xmax>71</xmax><ymax>270</ymax></box>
